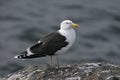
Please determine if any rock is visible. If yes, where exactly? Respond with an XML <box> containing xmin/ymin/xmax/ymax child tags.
<box><xmin>0</xmin><ymin>62</ymin><xmax>120</xmax><ymax>80</ymax></box>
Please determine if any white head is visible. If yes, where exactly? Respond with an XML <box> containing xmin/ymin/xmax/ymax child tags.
<box><xmin>60</xmin><ymin>20</ymin><xmax>79</xmax><ymax>30</ymax></box>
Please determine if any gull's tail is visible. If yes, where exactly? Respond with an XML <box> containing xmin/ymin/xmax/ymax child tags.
<box><xmin>14</xmin><ymin>51</ymin><xmax>28</xmax><ymax>59</ymax></box>
<box><xmin>14</xmin><ymin>51</ymin><xmax>46</xmax><ymax>59</ymax></box>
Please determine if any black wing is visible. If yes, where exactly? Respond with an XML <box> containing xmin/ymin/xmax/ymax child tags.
<box><xmin>30</xmin><ymin>32</ymin><xmax>68</xmax><ymax>55</ymax></box>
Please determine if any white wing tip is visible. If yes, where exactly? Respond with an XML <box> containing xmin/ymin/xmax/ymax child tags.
<box><xmin>38</xmin><ymin>40</ymin><xmax>41</xmax><ymax>43</ymax></box>
<box><xmin>14</xmin><ymin>55</ymin><xmax>26</xmax><ymax>60</ymax></box>
<box><xmin>14</xmin><ymin>55</ymin><xmax>19</xmax><ymax>59</ymax></box>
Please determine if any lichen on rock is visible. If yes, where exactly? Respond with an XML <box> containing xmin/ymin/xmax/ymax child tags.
<box><xmin>1</xmin><ymin>62</ymin><xmax>120</xmax><ymax>80</ymax></box>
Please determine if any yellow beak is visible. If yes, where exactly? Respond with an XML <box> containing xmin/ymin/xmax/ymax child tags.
<box><xmin>72</xmin><ymin>23</ymin><xmax>79</xmax><ymax>28</ymax></box>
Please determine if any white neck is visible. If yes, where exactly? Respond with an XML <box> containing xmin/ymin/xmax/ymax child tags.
<box><xmin>58</xmin><ymin>28</ymin><xmax>76</xmax><ymax>47</ymax></box>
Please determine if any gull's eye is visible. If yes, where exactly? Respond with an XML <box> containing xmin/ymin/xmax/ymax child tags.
<box><xmin>66</xmin><ymin>22</ymin><xmax>69</xmax><ymax>24</ymax></box>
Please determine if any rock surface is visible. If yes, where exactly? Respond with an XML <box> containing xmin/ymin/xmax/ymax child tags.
<box><xmin>1</xmin><ymin>62</ymin><xmax>120</xmax><ymax>80</ymax></box>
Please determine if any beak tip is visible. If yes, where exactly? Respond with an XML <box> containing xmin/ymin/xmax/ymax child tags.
<box><xmin>72</xmin><ymin>23</ymin><xmax>79</xmax><ymax>28</ymax></box>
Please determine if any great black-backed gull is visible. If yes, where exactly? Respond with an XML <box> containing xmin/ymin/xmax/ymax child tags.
<box><xmin>14</xmin><ymin>20</ymin><xmax>79</xmax><ymax>66</ymax></box>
